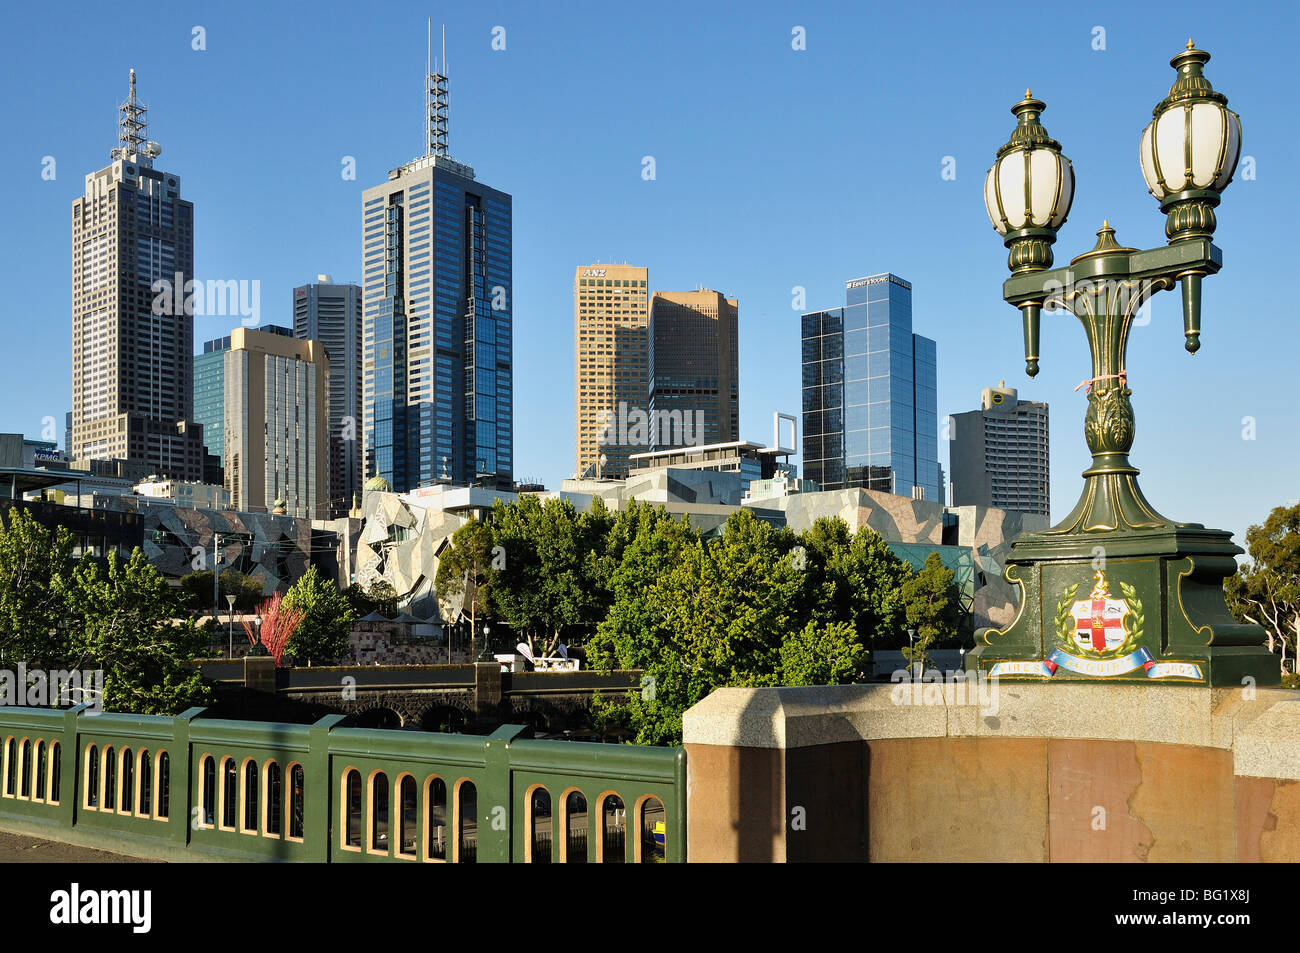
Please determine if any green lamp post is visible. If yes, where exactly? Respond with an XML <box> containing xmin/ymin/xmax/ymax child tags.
<box><xmin>970</xmin><ymin>41</ymin><xmax>1275</xmax><ymax>686</ymax></box>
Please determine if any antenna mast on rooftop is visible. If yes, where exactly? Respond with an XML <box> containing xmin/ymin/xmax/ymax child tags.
<box><xmin>117</xmin><ymin>68</ymin><xmax>147</xmax><ymax>158</ymax></box>
<box><xmin>426</xmin><ymin>21</ymin><xmax>449</xmax><ymax>158</ymax></box>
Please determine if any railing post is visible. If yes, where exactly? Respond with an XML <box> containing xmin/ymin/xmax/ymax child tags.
<box><xmin>171</xmin><ymin>707</ymin><xmax>206</xmax><ymax>847</ymax></box>
<box><xmin>60</xmin><ymin>703</ymin><xmax>90</xmax><ymax>831</ymax></box>
<box><xmin>482</xmin><ymin>724</ymin><xmax>527</xmax><ymax>863</ymax></box>
<box><xmin>308</xmin><ymin>714</ymin><xmax>346</xmax><ymax>863</ymax></box>
<box><xmin>671</xmin><ymin>747</ymin><xmax>688</xmax><ymax>864</ymax></box>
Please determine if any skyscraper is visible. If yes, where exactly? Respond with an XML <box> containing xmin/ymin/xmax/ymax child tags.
<box><xmin>949</xmin><ymin>381</ymin><xmax>1050</xmax><ymax>517</ymax></box>
<box><xmin>648</xmin><ymin>290</ymin><xmax>739</xmax><ymax>452</ymax></box>
<box><xmin>361</xmin><ymin>53</ymin><xmax>511</xmax><ymax>492</ymax></box>
<box><xmin>193</xmin><ymin>326</ymin><xmax>294</xmax><ymax>487</ymax></box>
<box><xmin>574</xmin><ymin>263</ymin><xmax>649</xmax><ymax>478</ymax></box>
<box><xmin>223</xmin><ymin>328</ymin><xmax>329</xmax><ymax>519</ymax></box>
<box><xmin>294</xmin><ymin>277</ymin><xmax>363</xmax><ymax>517</ymax></box>
<box><xmin>801</xmin><ymin>273</ymin><xmax>939</xmax><ymax>501</ymax></box>
<box><xmin>70</xmin><ymin>70</ymin><xmax>205</xmax><ymax>480</ymax></box>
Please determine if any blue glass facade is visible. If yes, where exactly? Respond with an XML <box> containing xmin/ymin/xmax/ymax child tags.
<box><xmin>801</xmin><ymin>274</ymin><xmax>940</xmax><ymax>501</ymax></box>
<box><xmin>362</xmin><ymin>162</ymin><xmax>512</xmax><ymax>492</ymax></box>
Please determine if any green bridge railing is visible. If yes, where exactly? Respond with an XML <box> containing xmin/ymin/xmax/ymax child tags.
<box><xmin>0</xmin><ymin>704</ymin><xmax>685</xmax><ymax>863</ymax></box>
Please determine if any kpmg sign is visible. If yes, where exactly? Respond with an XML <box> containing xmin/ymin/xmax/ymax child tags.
<box><xmin>33</xmin><ymin>449</ymin><xmax>66</xmax><ymax>466</ymax></box>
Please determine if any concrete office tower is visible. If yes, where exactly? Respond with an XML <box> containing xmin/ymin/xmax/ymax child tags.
<box><xmin>70</xmin><ymin>70</ymin><xmax>205</xmax><ymax>480</ymax></box>
<box><xmin>574</xmin><ymin>264</ymin><xmax>649</xmax><ymax>478</ymax></box>
<box><xmin>193</xmin><ymin>326</ymin><xmax>294</xmax><ymax>487</ymax></box>
<box><xmin>223</xmin><ymin>328</ymin><xmax>329</xmax><ymax>519</ymax></box>
<box><xmin>949</xmin><ymin>380</ymin><xmax>1050</xmax><ymax>518</ymax></box>
<box><xmin>361</xmin><ymin>48</ymin><xmax>512</xmax><ymax>492</ymax></box>
<box><xmin>801</xmin><ymin>273</ymin><xmax>940</xmax><ymax>501</ymax></box>
<box><xmin>647</xmin><ymin>290</ymin><xmax>739</xmax><ymax>453</ymax></box>
<box><xmin>294</xmin><ymin>277</ymin><xmax>363</xmax><ymax>517</ymax></box>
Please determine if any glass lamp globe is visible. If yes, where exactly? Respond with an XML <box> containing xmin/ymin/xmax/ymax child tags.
<box><xmin>1140</xmin><ymin>41</ymin><xmax>1241</xmax><ymax>241</ymax></box>
<box><xmin>984</xmin><ymin>90</ymin><xmax>1075</xmax><ymax>270</ymax></box>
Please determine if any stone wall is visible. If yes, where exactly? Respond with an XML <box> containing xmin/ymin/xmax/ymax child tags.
<box><xmin>682</xmin><ymin>683</ymin><xmax>1300</xmax><ymax>862</ymax></box>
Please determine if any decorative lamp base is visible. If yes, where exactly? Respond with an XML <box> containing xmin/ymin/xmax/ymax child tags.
<box><xmin>969</xmin><ymin>525</ymin><xmax>1278</xmax><ymax>687</ymax></box>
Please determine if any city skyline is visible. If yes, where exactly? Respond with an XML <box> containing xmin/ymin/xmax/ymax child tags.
<box><xmin>4</xmin><ymin>2</ymin><xmax>1295</xmax><ymax>545</ymax></box>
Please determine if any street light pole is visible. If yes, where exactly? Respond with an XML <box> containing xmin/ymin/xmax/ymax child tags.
<box><xmin>971</xmin><ymin>42</ymin><xmax>1275</xmax><ymax>687</ymax></box>
<box><xmin>225</xmin><ymin>594</ymin><xmax>237</xmax><ymax>660</ymax></box>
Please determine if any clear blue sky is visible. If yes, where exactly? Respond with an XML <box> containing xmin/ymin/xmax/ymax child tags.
<box><xmin>3</xmin><ymin>0</ymin><xmax>1295</xmax><ymax>545</ymax></box>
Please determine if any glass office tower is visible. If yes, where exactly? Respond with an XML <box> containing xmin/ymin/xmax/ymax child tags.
<box><xmin>801</xmin><ymin>273</ymin><xmax>940</xmax><ymax>501</ymax></box>
<box><xmin>362</xmin><ymin>156</ymin><xmax>512</xmax><ymax>492</ymax></box>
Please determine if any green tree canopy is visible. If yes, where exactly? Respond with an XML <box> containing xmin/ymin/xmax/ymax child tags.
<box><xmin>1227</xmin><ymin>502</ymin><xmax>1300</xmax><ymax>674</ymax></box>
<box><xmin>344</xmin><ymin>579</ymin><xmax>400</xmax><ymax>619</ymax></box>
<box><xmin>179</xmin><ymin>569</ymin><xmax>265</xmax><ymax>613</ymax></box>
<box><xmin>0</xmin><ymin>507</ymin><xmax>208</xmax><ymax>714</ymax></box>
<box><xmin>63</xmin><ymin>549</ymin><xmax>210</xmax><ymax>714</ymax></box>
<box><xmin>283</xmin><ymin>565</ymin><xmax>355</xmax><ymax>664</ymax></box>
<box><xmin>434</xmin><ymin>517</ymin><xmax>498</xmax><ymax>639</ymax></box>
<box><xmin>487</xmin><ymin>496</ymin><xmax>608</xmax><ymax>657</ymax></box>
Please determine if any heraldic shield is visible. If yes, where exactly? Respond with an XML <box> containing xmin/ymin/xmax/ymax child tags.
<box><xmin>1070</xmin><ymin>572</ymin><xmax>1129</xmax><ymax>654</ymax></box>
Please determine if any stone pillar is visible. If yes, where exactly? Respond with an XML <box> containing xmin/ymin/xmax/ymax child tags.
<box><xmin>682</xmin><ymin>682</ymin><xmax>1300</xmax><ymax>862</ymax></box>
<box><xmin>474</xmin><ymin>662</ymin><xmax>503</xmax><ymax>718</ymax></box>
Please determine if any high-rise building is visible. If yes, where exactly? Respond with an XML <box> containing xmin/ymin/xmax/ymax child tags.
<box><xmin>223</xmin><ymin>328</ymin><xmax>329</xmax><ymax>519</ymax></box>
<box><xmin>361</xmin><ymin>55</ymin><xmax>511</xmax><ymax>492</ymax></box>
<box><xmin>574</xmin><ymin>264</ymin><xmax>649</xmax><ymax>478</ymax></box>
<box><xmin>949</xmin><ymin>381</ymin><xmax>1050</xmax><ymax>518</ymax></box>
<box><xmin>70</xmin><ymin>70</ymin><xmax>205</xmax><ymax>480</ymax></box>
<box><xmin>193</xmin><ymin>326</ymin><xmax>294</xmax><ymax>488</ymax></box>
<box><xmin>294</xmin><ymin>277</ymin><xmax>363</xmax><ymax>517</ymax></box>
<box><xmin>648</xmin><ymin>290</ymin><xmax>739</xmax><ymax>452</ymax></box>
<box><xmin>801</xmin><ymin>273</ymin><xmax>940</xmax><ymax>501</ymax></box>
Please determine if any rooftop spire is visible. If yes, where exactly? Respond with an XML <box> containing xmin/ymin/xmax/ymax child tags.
<box><xmin>117</xmin><ymin>68</ymin><xmax>147</xmax><ymax>159</ymax></box>
<box><xmin>426</xmin><ymin>22</ymin><xmax>449</xmax><ymax>158</ymax></box>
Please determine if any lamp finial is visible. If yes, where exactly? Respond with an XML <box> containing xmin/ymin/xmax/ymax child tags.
<box><xmin>1187</xmin><ymin>38</ymin><xmax>1194</xmax><ymax>50</ymax></box>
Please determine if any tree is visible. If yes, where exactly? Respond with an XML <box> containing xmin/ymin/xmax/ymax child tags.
<box><xmin>282</xmin><ymin>566</ymin><xmax>355</xmax><ymax>665</ymax></box>
<box><xmin>898</xmin><ymin>552</ymin><xmax>963</xmax><ymax>674</ymax></box>
<box><xmin>781</xmin><ymin>620</ymin><xmax>869</xmax><ymax>686</ymax></box>
<box><xmin>344</xmin><ymin>580</ymin><xmax>399</xmax><ymax>619</ymax></box>
<box><xmin>799</xmin><ymin>518</ymin><xmax>912</xmax><ymax>647</ymax></box>
<box><xmin>488</xmin><ymin>496</ymin><xmax>607</xmax><ymax>658</ymax></box>
<box><xmin>1227</xmin><ymin>502</ymin><xmax>1300</xmax><ymax>675</ymax></box>
<box><xmin>434</xmin><ymin>518</ymin><xmax>497</xmax><ymax>655</ymax></box>
<box><xmin>590</xmin><ymin>508</ymin><xmax>805</xmax><ymax>744</ymax></box>
<box><xmin>243</xmin><ymin>591</ymin><xmax>304</xmax><ymax>667</ymax></box>
<box><xmin>0</xmin><ymin>508</ymin><xmax>76</xmax><ymax>666</ymax></box>
<box><xmin>179</xmin><ymin>569</ymin><xmax>265</xmax><ymax>613</ymax></box>
<box><xmin>62</xmin><ymin>549</ymin><xmax>210</xmax><ymax>715</ymax></box>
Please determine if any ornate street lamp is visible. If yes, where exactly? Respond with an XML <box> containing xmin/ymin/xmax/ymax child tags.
<box><xmin>972</xmin><ymin>42</ymin><xmax>1274</xmax><ymax>687</ymax></box>
<box><xmin>1139</xmin><ymin>41</ymin><xmax>1242</xmax><ymax>353</ymax></box>
<box><xmin>984</xmin><ymin>90</ymin><xmax>1075</xmax><ymax>377</ymax></box>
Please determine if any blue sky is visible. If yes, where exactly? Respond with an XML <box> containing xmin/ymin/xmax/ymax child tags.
<box><xmin>2</xmin><ymin>0</ymin><xmax>1295</xmax><ymax>545</ymax></box>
